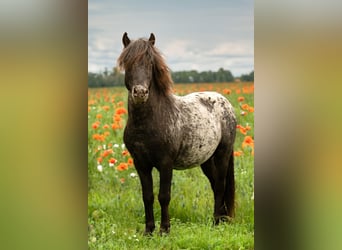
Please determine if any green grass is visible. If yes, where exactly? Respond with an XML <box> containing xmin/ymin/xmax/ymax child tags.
<box><xmin>88</xmin><ymin>83</ymin><xmax>254</xmax><ymax>249</ymax></box>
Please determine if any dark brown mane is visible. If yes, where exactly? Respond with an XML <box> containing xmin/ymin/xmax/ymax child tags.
<box><xmin>117</xmin><ymin>38</ymin><xmax>173</xmax><ymax>96</ymax></box>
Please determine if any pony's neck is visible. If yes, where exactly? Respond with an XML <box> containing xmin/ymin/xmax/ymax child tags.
<box><xmin>128</xmin><ymin>83</ymin><xmax>175</xmax><ymax>122</ymax></box>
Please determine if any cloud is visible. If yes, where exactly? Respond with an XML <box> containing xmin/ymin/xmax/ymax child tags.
<box><xmin>88</xmin><ymin>0</ymin><xmax>254</xmax><ymax>76</ymax></box>
<box><xmin>205</xmin><ymin>42</ymin><xmax>254</xmax><ymax>58</ymax></box>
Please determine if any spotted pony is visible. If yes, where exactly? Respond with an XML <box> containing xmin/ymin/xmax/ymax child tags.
<box><xmin>117</xmin><ymin>32</ymin><xmax>237</xmax><ymax>235</ymax></box>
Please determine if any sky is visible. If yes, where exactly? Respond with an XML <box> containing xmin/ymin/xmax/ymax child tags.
<box><xmin>88</xmin><ymin>0</ymin><xmax>254</xmax><ymax>77</ymax></box>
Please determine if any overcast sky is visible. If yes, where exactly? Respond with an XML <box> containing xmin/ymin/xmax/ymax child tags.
<box><xmin>88</xmin><ymin>0</ymin><xmax>253</xmax><ymax>77</ymax></box>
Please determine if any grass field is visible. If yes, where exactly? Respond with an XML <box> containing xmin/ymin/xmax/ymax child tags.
<box><xmin>88</xmin><ymin>82</ymin><xmax>254</xmax><ymax>249</ymax></box>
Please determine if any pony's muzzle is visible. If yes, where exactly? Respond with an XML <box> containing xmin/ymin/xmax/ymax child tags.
<box><xmin>132</xmin><ymin>85</ymin><xmax>149</xmax><ymax>104</ymax></box>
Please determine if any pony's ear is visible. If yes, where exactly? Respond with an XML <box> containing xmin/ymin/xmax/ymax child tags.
<box><xmin>122</xmin><ymin>32</ymin><xmax>130</xmax><ymax>48</ymax></box>
<box><xmin>149</xmin><ymin>33</ymin><xmax>155</xmax><ymax>46</ymax></box>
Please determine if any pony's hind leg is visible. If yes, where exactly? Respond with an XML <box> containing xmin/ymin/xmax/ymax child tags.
<box><xmin>213</xmin><ymin>145</ymin><xmax>233</xmax><ymax>224</ymax></box>
<box><xmin>201</xmin><ymin>157</ymin><xmax>216</xmax><ymax>196</ymax></box>
<box><xmin>201</xmin><ymin>157</ymin><xmax>226</xmax><ymax>224</ymax></box>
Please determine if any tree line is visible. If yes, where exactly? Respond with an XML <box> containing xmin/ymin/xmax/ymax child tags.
<box><xmin>88</xmin><ymin>67</ymin><xmax>254</xmax><ymax>88</ymax></box>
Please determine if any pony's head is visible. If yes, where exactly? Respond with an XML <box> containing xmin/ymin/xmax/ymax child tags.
<box><xmin>118</xmin><ymin>32</ymin><xmax>173</xmax><ymax>105</ymax></box>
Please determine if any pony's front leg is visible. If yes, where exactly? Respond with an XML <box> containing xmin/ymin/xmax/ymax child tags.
<box><xmin>158</xmin><ymin>167</ymin><xmax>173</xmax><ymax>234</ymax></box>
<box><xmin>136</xmin><ymin>166</ymin><xmax>155</xmax><ymax>235</ymax></box>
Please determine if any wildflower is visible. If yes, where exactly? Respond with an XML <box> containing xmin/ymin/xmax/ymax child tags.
<box><xmin>235</xmin><ymin>89</ymin><xmax>241</xmax><ymax>94</ymax></box>
<box><xmin>117</xmin><ymin>163</ymin><xmax>128</xmax><ymax>171</ymax></box>
<box><xmin>103</xmin><ymin>124</ymin><xmax>110</xmax><ymax>129</ymax></box>
<box><xmin>234</xmin><ymin>151</ymin><xmax>243</xmax><ymax>157</ymax></box>
<box><xmin>122</xmin><ymin>150</ymin><xmax>129</xmax><ymax>156</ymax></box>
<box><xmin>96</xmin><ymin>114</ymin><xmax>103</xmax><ymax>119</ymax></box>
<box><xmin>97</xmin><ymin>165</ymin><xmax>103</xmax><ymax>172</ymax></box>
<box><xmin>114</xmin><ymin>114</ymin><xmax>121</xmax><ymax>122</ymax></box>
<box><xmin>238</xmin><ymin>96</ymin><xmax>245</xmax><ymax>102</ymax></box>
<box><xmin>112</xmin><ymin>123</ymin><xmax>120</xmax><ymax>130</ymax></box>
<box><xmin>241</xmin><ymin>104</ymin><xmax>249</xmax><ymax>110</ymax></box>
<box><xmin>120</xmin><ymin>178</ymin><xmax>125</xmax><ymax>183</ymax></box>
<box><xmin>102</xmin><ymin>149</ymin><xmax>113</xmax><ymax>158</ymax></box>
<box><xmin>245</xmin><ymin>125</ymin><xmax>251</xmax><ymax>131</ymax></box>
<box><xmin>127</xmin><ymin>158</ymin><xmax>134</xmax><ymax>166</ymax></box>
<box><xmin>104</xmin><ymin>131</ymin><xmax>110</xmax><ymax>137</ymax></box>
<box><xmin>109</xmin><ymin>158</ymin><xmax>117</xmax><ymax>164</ymax></box>
<box><xmin>102</xmin><ymin>105</ymin><xmax>110</xmax><ymax>111</ymax></box>
<box><xmin>223</xmin><ymin>89</ymin><xmax>231</xmax><ymax>95</ymax></box>
<box><xmin>248</xmin><ymin>106</ymin><xmax>254</xmax><ymax>113</ymax></box>
<box><xmin>240</xmin><ymin>111</ymin><xmax>246</xmax><ymax>116</ymax></box>
<box><xmin>117</xmin><ymin>101</ymin><xmax>124</xmax><ymax>106</ymax></box>
<box><xmin>88</xmin><ymin>99</ymin><xmax>96</xmax><ymax>105</ymax></box>
<box><xmin>92</xmin><ymin>134</ymin><xmax>105</xmax><ymax>141</ymax></box>
<box><xmin>130</xmin><ymin>172</ymin><xmax>137</xmax><ymax>178</ymax></box>
<box><xmin>115</xmin><ymin>107</ymin><xmax>128</xmax><ymax>115</ymax></box>
<box><xmin>97</xmin><ymin>157</ymin><xmax>103</xmax><ymax>164</ymax></box>
<box><xmin>92</xmin><ymin>122</ymin><xmax>99</xmax><ymax>129</ymax></box>
<box><xmin>239</xmin><ymin>126</ymin><xmax>247</xmax><ymax>135</ymax></box>
<box><xmin>242</xmin><ymin>136</ymin><xmax>254</xmax><ymax>148</ymax></box>
<box><xmin>113</xmin><ymin>144</ymin><xmax>119</xmax><ymax>148</ymax></box>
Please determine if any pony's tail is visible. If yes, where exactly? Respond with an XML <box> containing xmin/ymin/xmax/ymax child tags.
<box><xmin>225</xmin><ymin>151</ymin><xmax>235</xmax><ymax>217</ymax></box>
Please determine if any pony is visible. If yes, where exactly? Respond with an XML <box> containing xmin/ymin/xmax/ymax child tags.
<box><xmin>117</xmin><ymin>32</ymin><xmax>237</xmax><ymax>235</ymax></box>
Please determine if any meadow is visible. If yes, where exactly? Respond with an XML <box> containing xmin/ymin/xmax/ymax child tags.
<box><xmin>88</xmin><ymin>82</ymin><xmax>254</xmax><ymax>249</ymax></box>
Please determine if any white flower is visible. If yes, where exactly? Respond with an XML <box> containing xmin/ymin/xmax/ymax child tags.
<box><xmin>121</xmin><ymin>143</ymin><xmax>125</xmax><ymax>149</ymax></box>
<box><xmin>97</xmin><ymin>165</ymin><xmax>103</xmax><ymax>172</ymax></box>
<box><xmin>103</xmin><ymin>144</ymin><xmax>106</xmax><ymax>150</ymax></box>
<box><xmin>113</xmin><ymin>144</ymin><xmax>119</xmax><ymax>148</ymax></box>
<box><xmin>109</xmin><ymin>163</ymin><xmax>114</xmax><ymax>167</ymax></box>
<box><xmin>130</xmin><ymin>173</ymin><xmax>137</xmax><ymax>178</ymax></box>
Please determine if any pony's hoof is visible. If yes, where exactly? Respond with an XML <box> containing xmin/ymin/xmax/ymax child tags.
<box><xmin>143</xmin><ymin>226</ymin><xmax>155</xmax><ymax>236</ymax></box>
<box><xmin>214</xmin><ymin>215</ymin><xmax>233</xmax><ymax>225</ymax></box>
<box><xmin>159</xmin><ymin>227</ymin><xmax>170</xmax><ymax>236</ymax></box>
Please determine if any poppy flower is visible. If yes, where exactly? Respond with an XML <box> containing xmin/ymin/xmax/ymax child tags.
<box><xmin>223</xmin><ymin>89</ymin><xmax>231</xmax><ymax>95</ymax></box>
<box><xmin>114</xmin><ymin>114</ymin><xmax>121</xmax><ymax>122</ymax></box>
<box><xmin>242</xmin><ymin>136</ymin><xmax>254</xmax><ymax>148</ymax></box>
<box><xmin>92</xmin><ymin>122</ymin><xmax>99</xmax><ymax>129</ymax></box>
<box><xmin>117</xmin><ymin>101</ymin><xmax>124</xmax><ymax>107</ymax></box>
<box><xmin>239</xmin><ymin>127</ymin><xmax>247</xmax><ymax>135</ymax></box>
<box><xmin>234</xmin><ymin>151</ymin><xmax>243</xmax><ymax>157</ymax></box>
<box><xmin>127</xmin><ymin>158</ymin><xmax>134</xmax><ymax>166</ymax></box>
<box><xmin>122</xmin><ymin>150</ymin><xmax>129</xmax><ymax>156</ymax></box>
<box><xmin>241</xmin><ymin>104</ymin><xmax>249</xmax><ymax>110</ymax></box>
<box><xmin>102</xmin><ymin>105</ymin><xmax>110</xmax><ymax>111</ymax></box>
<box><xmin>103</xmin><ymin>124</ymin><xmax>109</xmax><ymax>129</ymax></box>
<box><xmin>117</xmin><ymin>163</ymin><xmax>128</xmax><ymax>171</ymax></box>
<box><xmin>115</xmin><ymin>107</ymin><xmax>128</xmax><ymax>115</ymax></box>
<box><xmin>102</xmin><ymin>149</ymin><xmax>113</xmax><ymax>158</ymax></box>
<box><xmin>109</xmin><ymin>158</ymin><xmax>117</xmax><ymax>164</ymax></box>
<box><xmin>112</xmin><ymin>123</ymin><xmax>119</xmax><ymax>130</ymax></box>
<box><xmin>96</xmin><ymin>114</ymin><xmax>103</xmax><ymax>119</ymax></box>
<box><xmin>238</xmin><ymin>96</ymin><xmax>245</xmax><ymax>102</ymax></box>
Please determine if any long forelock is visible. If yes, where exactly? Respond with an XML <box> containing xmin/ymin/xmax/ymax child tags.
<box><xmin>117</xmin><ymin>38</ymin><xmax>174</xmax><ymax>96</ymax></box>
